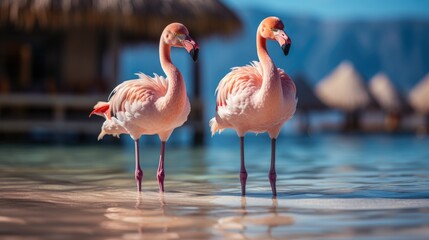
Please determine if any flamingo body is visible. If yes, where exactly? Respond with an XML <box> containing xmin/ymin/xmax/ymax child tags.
<box><xmin>90</xmin><ymin>23</ymin><xmax>198</xmax><ymax>192</ymax></box>
<box><xmin>209</xmin><ymin>16</ymin><xmax>297</xmax><ymax>196</ymax></box>
<box><xmin>211</xmin><ymin>61</ymin><xmax>296</xmax><ymax>137</ymax></box>
<box><xmin>108</xmin><ymin>73</ymin><xmax>190</xmax><ymax>141</ymax></box>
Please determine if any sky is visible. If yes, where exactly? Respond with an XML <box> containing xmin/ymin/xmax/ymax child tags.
<box><xmin>223</xmin><ymin>0</ymin><xmax>429</xmax><ymax>19</ymax></box>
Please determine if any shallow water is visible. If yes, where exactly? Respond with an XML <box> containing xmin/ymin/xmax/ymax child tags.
<box><xmin>1</xmin><ymin>134</ymin><xmax>429</xmax><ymax>239</ymax></box>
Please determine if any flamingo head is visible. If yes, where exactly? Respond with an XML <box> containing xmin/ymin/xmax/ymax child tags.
<box><xmin>162</xmin><ymin>22</ymin><xmax>199</xmax><ymax>62</ymax></box>
<box><xmin>259</xmin><ymin>16</ymin><xmax>292</xmax><ymax>56</ymax></box>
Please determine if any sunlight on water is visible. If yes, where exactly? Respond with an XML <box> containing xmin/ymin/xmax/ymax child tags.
<box><xmin>1</xmin><ymin>134</ymin><xmax>429</xmax><ymax>239</ymax></box>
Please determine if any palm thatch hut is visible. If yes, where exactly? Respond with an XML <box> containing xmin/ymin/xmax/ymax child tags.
<box><xmin>0</xmin><ymin>0</ymin><xmax>241</xmax><ymax>144</ymax></box>
<box><xmin>409</xmin><ymin>73</ymin><xmax>429</xmax><ymax>113</ymax></box>
<box><xmin>409</xmin><ymin>73</ymin><xmax>429</xmax><ymax>134</ymax></box>
<box><xmin>294</xmin><ymin>74</ymin><xmax>327</xmax><ymax>133</ymax></box>
<box><xmin>316</xmin><ymin>61</ymin><xmax>370</xmax><ymax>131</ymax></box>
<box><xmin>369</xmin><ymin>72</ymin><xmax>409</xmax><ymax>132</ymax></box>
<box><xmin>0</xmin><ymin>0</ymin><xmax>241</xmax><ymax>91</ymax></box>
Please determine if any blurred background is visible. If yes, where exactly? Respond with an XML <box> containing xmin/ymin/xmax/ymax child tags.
<box><xmin>1</xmin><ymin>1</ymin><xmax>429</xmax><ymax>238</ymax></box>
<box><xmin>1</xmin><ymin>0</ymin><xmax>429</xmax><ymax>146</ymax></box>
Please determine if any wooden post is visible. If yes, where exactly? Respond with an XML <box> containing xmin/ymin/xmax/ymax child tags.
<box><xmin>109</xmin><ymin>24</ymin><xmax>119</xmax><ymax>89</ymax></box>
<box><xmin>192</xmin><ymin>56</ymin><xmax>204</xmax><ymax>146</ymax></box>
<box><xmin>19</xmin><ymin>44</ymin><xmax>31</xmax><ymax>90</ymax></box>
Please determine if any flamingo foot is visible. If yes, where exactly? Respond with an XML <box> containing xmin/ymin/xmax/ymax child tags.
<box><xmin>269</xmin><ymin>171</ymin><xmax>277</xmax><ymax>196</ymax></box>
<box><xmin>157</xmin><ymin>170</ymin><xmax>165</xmax><ymax>192</ymax></box>
<box><xmin>135</xmin><ymin>168</ymin><xmax>143</xmax><ymax>192</ymax></box>
<box><xmin>240</xmin><ymin>170</ymin><xmax>248</xmax><ymax>196</ymax></box>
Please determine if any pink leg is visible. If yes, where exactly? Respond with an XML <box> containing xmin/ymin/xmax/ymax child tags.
<box><xmin>240</xmin><ymin>137</ymin><xmax>248</xmax><ymax>196</ymax></box>
<box><xmin>134</xmin><ymin>139</ymin><xmax>143</xmax><ymax>192</ymax></box>
<box><xmin>157</xmin><ymin>141</ymin><xmax>166</xmax><ymax>192</ymax></box>
<box><xmin>269</xmin><ymin>138</ymin><xmax>277</xmax><ymax>196</ymax></box>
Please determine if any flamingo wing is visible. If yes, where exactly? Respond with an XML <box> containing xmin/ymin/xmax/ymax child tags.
<box><xmin>109</xmin><ymin>73</ymin><xmax>168</xmax><ymax>116</ymax></box>
<box><xmin>278</xmin><ymin>68</ymin><xmax>297</xmax><ymax>100</ymax></box>
<box><xmin>215</xmin><ymin>61</ymin><xmax>263</xmax><ymax>110</ymax></box>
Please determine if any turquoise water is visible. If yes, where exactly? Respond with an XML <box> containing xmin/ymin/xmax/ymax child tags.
<box><xmin>1</xmin><ymin>134</ymin><xmax>429</xmax><ymax>239</ymax></box>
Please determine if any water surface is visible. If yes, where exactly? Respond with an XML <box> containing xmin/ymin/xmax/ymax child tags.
<box><xmin>1</xmin><ymin>134</ymin><xmax>429</xmax><ymax>239</ymax></box>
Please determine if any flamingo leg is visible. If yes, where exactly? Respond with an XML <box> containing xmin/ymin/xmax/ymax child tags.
<box><xmin>269</xmin><ymin>138</ymin><xmax>277</xmax><ymax>196</ymax></box>
<box><xmin>157</xmin><ymin>141</ymin><xmax>166</xmax><ymax>192</ymax></box>
<box><xmin>134</xmin><ymin>139</ymin><xmax>143</xmax><ymax>192</ymax></box>
<box><xmin>240</xmin><ymin>136</ymin><xmax>248</xmax><ymax>196</ymax></box>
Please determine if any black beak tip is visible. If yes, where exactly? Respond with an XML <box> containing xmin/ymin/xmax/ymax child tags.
<box><xmin>190</xmin><ymin>48</ymin><xmax>199</xmax><ymax>62</ymax></box>
<box><xmin>281</xmin><ymin>43</ymin><xmax>291</xmax><ymax>56</ymax></box>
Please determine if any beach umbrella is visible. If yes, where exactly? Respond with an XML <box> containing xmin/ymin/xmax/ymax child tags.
<box><xmin>316</xmin><ymin>61</ymin><xmax>370</xmax><ymax>111</ymax></box>
<box><xmin>369</xmin><ymin>72</ymin><xmax>407</xmax><ymax>132</ymax></box>
<box><xmin>295</xmin><ymin>74</ymin><xmax>327</xmax><ymax>111</ymax></box>
<box><xmin>294</xmin><ymin>74</ymin><xmax>327</xmax><ymax>133</ymax></box>
<box><xmin>409</xmin><ymin>73</ymin><xmax>429</xmax><ymax>114</ymax></box>
<box><xmin>409</xmin><ymin>73</ymin><xmax>429</xmax><ymax>134</ymax></box>
<box><xmin>369</xmin><ymin>72</ymin><xmax>402</xmax><ymax>112</ymax></box>
<box><xmin>315</xmin><ymin>61</ymin><xmax>370</xmax><ymax>131</ymax></box>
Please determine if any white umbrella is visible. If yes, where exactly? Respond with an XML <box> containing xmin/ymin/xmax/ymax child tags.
<box><xmin>369</xmin><ymin>72</ymin><xmax>402</xmax><ymax>112</ymax></box>
<box><xmin>316</xmin><ymin>61</ymin><xmax>370</xmax><ymax>111</ymax></box>
<box><xmin>409</xmin><ymin>73</ymin><xmax>429</xmax><ymax>113</ymax></box>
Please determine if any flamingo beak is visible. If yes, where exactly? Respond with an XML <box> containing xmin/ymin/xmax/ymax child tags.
<box><xmin>183</xmin><ymin>36</ymin><xmax>199</xmax><ymax>62</ymax></box>
<box><xmin>274</xmin><ymin>30</ymin><xmax>291</xmax><ymax>56</ymax></box>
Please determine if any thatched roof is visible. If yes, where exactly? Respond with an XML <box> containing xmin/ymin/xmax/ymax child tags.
<box><xmin>0</xmin><ymin>0</ymin><xmax>241</xmax><ymax>40</ymax></box>
<box><xmin>409</xmin><ymin>73</ymin><xmax>429</xmax><ymax>113</ymax></box>
<box><xmin>294</xmin><ymin>74</ymin><xmax>327</xmax><ymax>111</ymax></box>
<box><xmin>369</xmin><ymin>72</ymin><xmax>403</xmax><ymax>112</ymax></box>
<box><xmin>316</xmin><ymin>61</ymin><xmax>370</xmax><ymax>112</ymax></box>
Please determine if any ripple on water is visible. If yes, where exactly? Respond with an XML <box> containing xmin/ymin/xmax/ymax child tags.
<box><xmin>1</xmin><ymin>135</ymin><xmax>429</xmax><ymax>239</ymax></box>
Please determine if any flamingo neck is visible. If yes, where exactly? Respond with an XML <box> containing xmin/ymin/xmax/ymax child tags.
<box><xmin>256</xmin><ymin>31</ymin><xmax>281</xmax><ymax>102</ymax></box>
<box><xmin>159</xmin><ymin>40</ymin><xmax>186</xmax><ymax>108</ymax></box>
<box><xmin>256</xmin><ymin>33</ymin><xmax>272</xmax><ymax>68</ymax></box>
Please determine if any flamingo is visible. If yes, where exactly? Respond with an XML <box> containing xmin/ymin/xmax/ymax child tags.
<box><xmin>90</xmin><ymin>23</ymin><xmax>199</xmax><ymax>192</ymax></box>
<box><xmin>209</xmin><ymin>17</ymin><xmax>297</xmax><ymax>196</ymax></box>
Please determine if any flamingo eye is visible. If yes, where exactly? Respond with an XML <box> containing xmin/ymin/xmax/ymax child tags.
<box><xmin>271</xmin><ymin>28</ymin><xmax>279</xmax><ymax>33</ymax></box>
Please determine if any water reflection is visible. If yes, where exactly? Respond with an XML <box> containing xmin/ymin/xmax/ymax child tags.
<box><xmin>99</xmin><ymin>190</ymin><xmax>295</xmax><ymax>239</ymax></box>
<box><xmin>102</xmin><ymin>191</ymin><xmax>215</xmax><ymax>239</ymax></box>
<box><xmin>215</xmin><ymin>197</ymin><xmax>294</xmax><ymax>239</ymax></box>
<box><xmin>1</xmin><ymin>135</ymin><xmax>429</xmax><ymax>239</ymax></box>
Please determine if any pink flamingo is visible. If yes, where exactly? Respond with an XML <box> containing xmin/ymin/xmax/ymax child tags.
<box><xmin>90</xmin><ymin>23</ymin><xmax>199</xmax><ymax>192</ymax></box>
<box><xmin>210</xmin><ymin>17</ymin><xmax>297</xmax><ymax>196</ymax></box>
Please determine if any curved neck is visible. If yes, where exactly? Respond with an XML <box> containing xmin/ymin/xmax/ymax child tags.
<box><xmin>256</xmin><ymin>29</ymin><xmax>280</xmax><ymax>100</ymax></box>
<box><xmin>257</xmin><ymin>32</ymin><xmax>272</xmax><ymax>70</ymax></box>
<box><xmin>160</xmin><ymin>40</ymin><xmax>182</xmax><ymax>83</ymax></box>
<box><xmin>159</xmin><ymin>40</ymin><xmax>185</xmax><ymax>107</ymax></box>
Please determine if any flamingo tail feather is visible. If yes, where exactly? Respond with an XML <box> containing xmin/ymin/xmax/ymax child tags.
<box><xmin>90</xmin><ymin>102</ymin><xmax>110</xmax><ymax>118</ymax></box>
<box><xmin>209</xmin><ymin>117</ymin><xmax>223</xmax><ymax>136</ymax></box>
